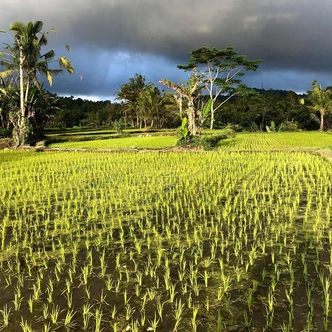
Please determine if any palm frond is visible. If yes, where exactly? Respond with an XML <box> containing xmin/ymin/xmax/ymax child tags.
<box><xmin>9</xmin><ymin>21</ymin><xmax>26</xmax><ymax>36</ymax></box>
<box><xmin>58</xmin><ymin>56</ymin><xmax>74</xmax><ymax>74</ymax></box>
<box><xmin>40</xmin><ymin>50</ymin><xmax>55</xmax><ymax>61</ymax></box>
<box><xmin>0</xmin><ymin>70</ymin><xmax>14</xmax><ymax>79</ymax></box>
<box><xmin>46</xmin><ymin>71</ymin><xmax>53</xmax><ymax>86</ymax></box>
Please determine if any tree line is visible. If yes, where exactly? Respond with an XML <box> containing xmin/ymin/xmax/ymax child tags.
<box><xmin>25</xmin><ymin>86</ymin><xmax>328</xmax><ymax>133</ymax></box>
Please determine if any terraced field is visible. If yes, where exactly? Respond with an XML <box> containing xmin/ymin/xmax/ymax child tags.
<box><xmin>217</xmin><ymin>132</ymin><xmax>332</xmax><ymax>151</ymax></box>
<box><xmin>1</xmin><ymin>143</ymin><xmax>332</xmax><ymax>331</ymax></box>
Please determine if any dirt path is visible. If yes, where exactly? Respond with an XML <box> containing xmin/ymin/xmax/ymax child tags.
<box><xmin>315</xmin><ymin>148</ymin><xmax>332</xmax><ymax>163</ymax></box>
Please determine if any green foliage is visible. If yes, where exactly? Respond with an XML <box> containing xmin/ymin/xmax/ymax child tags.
<box><xmin>278</xmin><ymin>120</ymin><xmax>299</xmax><ymax>132</ymax></box>
<box><xmin>177</xmin><ymin>127</ymin><xmax>235</xmax><ymax>149</ymax></box>
<box><xmin>0</xmin><ymin>128</ymin><xmax>12</xmax><ymax>138</ymax></box>
<box><xmin>178</xmin><ymin>46</ymin><xmax>261</xmax><ymax>129</ymax></box>
<box><xmin>197</xmin><ymin>98</ymin><xmax>213</xmax><ymax>133</ymax></box>
<box><xmin>116</xmin><ymin>74</ymin><xmax>176</xmax><ymax>129</ymax></box>
<box><xmin>2</xmin><ymin>148</ymin><xmax>332</xmax><ymax>329</ymax></box>
<box><xmin>202</xmin><ymin>98</ymin><xmax>212</xmax><ymax>119</ymax></box>
<box><xmin>49</xmin><ymin>135</ymin><xmax>177</xmax><ymax>149</ymax></box>
<box><xmin>178</xmin><ymin>117</ymin><xmax>189</xmax><ymax>139</ymax></box>
<box><xmin>160</xmin><ymin>68</ymin><xmax>204</xmax><ymax>136</ymax></box>
<box><xmin>0</xmin><ymin>20</ymin><xmax>74</xmax><ymax>145</ymax></box>
<box><xmin>266</xmin><ymin>121</ymin><xmax>276</xmax><ymax>132</ymax></box>
<box><xmin>224</xmin><ymin>123</ymin><xmax>244</xmax><ymax>132</ymax></box>
<box><xmin>266</xmin><ymin>120</ymin><xmax>299</xmax><ymax>133</ymax></box>
<box><xmin>178</xmin><ymin>46</ymin><xmax>261</xmax><ymax>75</ymax></box>
<box><xmin>304</xmin><ymin>80</ymin><xmax>332</xmax><ymax>131</ymax></box>
<box><xmin>113</xmin><ymin>119</ymin><xmax>125</xmax><ymax>134</ymax></box>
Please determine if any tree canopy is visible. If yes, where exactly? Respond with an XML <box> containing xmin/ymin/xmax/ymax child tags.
<box><xmin>302</xmin><ymin>81</ymin><xmax>332</xmax><ymax>131</ymax></box>
<box><xmin>178</xmin><ymin>46</ymin><xmax>261</xmax><ymax>129</ymax></box>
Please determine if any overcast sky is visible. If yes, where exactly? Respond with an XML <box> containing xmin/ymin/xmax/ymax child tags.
<box><xmin>1</xmin><ymin>0</ymin><xmax>332</xmax><ymax>101</ymax></box>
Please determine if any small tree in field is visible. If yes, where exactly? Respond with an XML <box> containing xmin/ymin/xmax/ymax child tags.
<box><xmin>178</xmin><ymin>46</ymin><xmax>261</xmax><ymax>129</ymax></box>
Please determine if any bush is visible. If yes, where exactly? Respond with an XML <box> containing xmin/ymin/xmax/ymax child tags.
<box><xmin>0</xmin><ymin>128</ymin><xmax>12</xmax><ymax>138</ymax></box>
<box><xmin>176</xmin><ymin>129</ymin><xmax>236</xmax><ymax>150</ymax></box>
<box><xmin>113</xmin><ymin>120</ymin><xmax>125</xmax><ymax>134</ymax></box>
<box><xmin>279</xmin><ymin>120</ymin><xmax>299</xmax><ymax>132</ymax></box>
<box><xmin>224</xmin><ymin>123</ymin><xmax>244</xmax><ymax>132</ymax></box>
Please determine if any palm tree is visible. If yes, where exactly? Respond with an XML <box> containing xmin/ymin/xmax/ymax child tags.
<box><xmin>136</xmin><ymin>86</ymin><xmax>175</xmax><ymax>128</ymax></box>
<box><xmin>116</xmin><ymin>74</ymin><xmax>152</xmax><ymax>128</ymax></box>
<box><xmin>304</xmin><ymin>80</ymin><xmax>332</xmax><ymax>131</ymax></box>
<box><xmin>1</xmin><ymin>20</ymin><xmax>74</xmax><ymax>145</ymax></box>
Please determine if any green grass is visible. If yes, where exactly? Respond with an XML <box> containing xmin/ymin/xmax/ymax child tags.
<box><xmin>46</xmin><ymin>128</ymin><xmax>176</xmax><ymax>137</ymax></box>
<box><xmin>48</xmin><ymin>130</ymin><xmax>332</xmax><ymax>150</ymax></box>
<box><xmin>1</xmin><ymin>149</ymin><xmax>332</xmax><ymax>331</ymax></box>
<box><xmin>49</xmin><ymin>135</ymin><xmax>178</xmax><ymax>149</ymax></box>
<box><xmin>217</xmin><ymin>131</ymin><xmax>332</xmax><ymax>150</ymax></box>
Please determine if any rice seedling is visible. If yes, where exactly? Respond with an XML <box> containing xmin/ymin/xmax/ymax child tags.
<box><xmin>173</xmin><ymin>298</ymin><xmax>185</xmax><ymax>331</ymax></box>
<box><xmin>63</xmin><ymin>309</ymin><xmax>77</xmax><ymax>329</ymax></box>
<box><xmin>125</xmin><ymin>304</ymin><xmax>135</xmax><ymax>321</ymax></box>
<box><xmin>147</xmin><ymin>313</ymin><xmax>160</xmax><ymax>332</ymax></box>
<box><xmin>1</xmin><ymin>145</ymin><xmax>332</xmax><ymax>331</ymax></box>
<box><xmin>93</xmin><ymin>308</ymin><xmax>103</xmax><ymax>332</ymax></box>
<box><xmin>19</xmin><ymin>318</ymin><xmax>33</xmax><ymax>332</ymax></box>
<box><xmin>50</xmin><ymin>304</ymin><xmax>61</xmax><ymax>325</ymax></box>
<box><xmin>0</xmin><ymin>305</ymin><xmax>11</xmax><ymax>330</ymax></box>
<box><xmin>42</xmin><ymin>322</ymin><xmax>52</xmax><ymax>332</ymax></box>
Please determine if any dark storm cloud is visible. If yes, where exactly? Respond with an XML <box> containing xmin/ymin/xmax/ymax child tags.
<box><xmin>1</xmin><ymin>0</ymin><xmax>332</xmax><ymax>99</ymax></box>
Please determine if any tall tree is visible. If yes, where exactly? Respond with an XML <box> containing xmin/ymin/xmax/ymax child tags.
<box><xmin>178</xmin><ymin>46</ymin><xmax>261</xmax><ymax>129</ymax></box>
<box><xmin>0</xmin><ymin>21</ymin><xmax>74</xmax><ymax>145</ymax></box>
<box><xmin>115</xmin><ymin>74</ymin><xmax>152</xmax><ymax>128</ymax></box>
<box><xmin>302</xmin><ymin>80</ymin><xmax>332</xmax><ymax>131</ymax></box>
<box><xmin>137</xmin><ymin>86</ymin><xmax>175</xmax><ymax>128</ymax></box>
<box><xmin>160</xmin><ymin>68</ymin><xmax>204</xmax><ymax>136</ymax></box>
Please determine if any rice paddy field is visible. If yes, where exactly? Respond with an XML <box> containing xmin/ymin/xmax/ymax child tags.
<box><xmin>217</xmin><ymin>132</ymin><xmax>332</xmax><ymax>151</ymax></box>
<box><xmin>49</xmin><ymin>135</ymin><xmax>178</xmax><ymax>149</ymax></box>
<box><xmin>47</xmin><ymin>131</ymin><xmax>332</xmax><ymax>151</ymax></box>
<box><xmin>1</xmin><ymin>132</ymin><xmax>332</xmax><ymax>331</ymax></box>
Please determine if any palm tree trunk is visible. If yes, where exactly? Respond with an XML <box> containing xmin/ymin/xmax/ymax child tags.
<box><xmin>320</xmin><ymin>112</ymin><xmax>324</xmax><ymax>131</ymax></box>
<box><xmin>25</xmin><ymin>79</ymin><xmax>30</xmax><ymax>107</ymax></box>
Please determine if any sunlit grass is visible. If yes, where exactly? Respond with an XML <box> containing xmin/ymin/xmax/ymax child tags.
<box><xmin>217</xmin><ymin>131</ymin><xmax>332</xmax><ymax>150</ymax></box>
<box><xmin>1</xmin><ymin>148</ymin><xmax>332</xmax><ymax>330</ymax></box>
<box><xmin>47</xmin><ymin>131</ymin><xmax>332</xmax><ymax>150</ymax></box>
<box><xmin>49</xmin><ymin>135</ymin><xmax>178</xmax><ymax>149</ymax></box>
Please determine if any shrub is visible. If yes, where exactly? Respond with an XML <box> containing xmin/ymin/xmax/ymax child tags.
<box><xmin>177</xmin><ymin>129</ymin><xmax>236</xmax><ymax>150</ymax></box>
<box><xmin>113</xmin><ymin>120</ymin><xmax>125</xmax><ymax>134</ymax></box>
<box><xmin>224</xmin><ymin>123</ymin><xmax>244</xmax><ymax>132</ymax></box>
<box><xmin>0</xmin><ymin>128</ymin><xmax>12</xmax><ymax>138</ymax></box>
<box><xmin>279</xmin><ymin>120</ymin><xmax>299</xmax><ymax>132</ymax></box>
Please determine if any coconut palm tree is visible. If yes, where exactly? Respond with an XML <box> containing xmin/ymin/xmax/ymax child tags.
<box><xmin>116</xmin><ymin>74</ymin><xmax>152</xmax><ymax>128</ymax></box>
<box><xmin>0</xmin><ymin>20</ymin><xmax>74</xmax><ymax>145</ymax></box>
<box><xmin>304</xmin><ymin>80</ymin><xmax>332</xmax><ymax>131</ymax></box>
